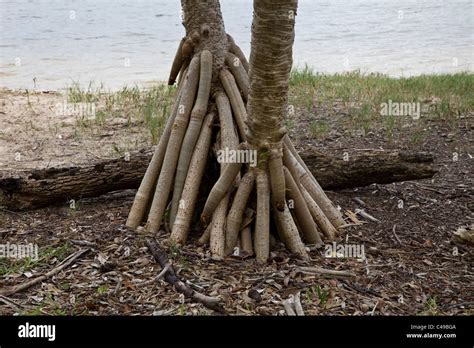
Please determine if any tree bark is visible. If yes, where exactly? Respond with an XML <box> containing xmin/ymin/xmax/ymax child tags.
<box><xmin>0</xmin><ymin>149</ymin><xmax>437</xmax><ymax>211</ymax></box>
<box><xmin>181</xmin><ymin>0</ymin><xmax>228</xmax><ymax>91</ymax></box>
<box><xmin>247</xmin><ymin>0</ymin><xmax>297</xmax><ymax>148</ymax></box>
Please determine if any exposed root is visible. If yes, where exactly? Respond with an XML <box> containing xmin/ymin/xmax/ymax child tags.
<box><xmin>170</xmin><ymin>112</ymin><xmax>215</xmax><ymax>244</ymax></box>
<box><xmin>254</xmin><ymin>169</ymin><xmax>270</xmax><ymax>263</ymax></box>
<box><xmin>215</xmin><ymin>91</ymin><xmax>240</xmax><ymax>153</ymax></box>
<box><xmin>170</xmin><ymin>50</ymin><xmax>213</xmax><ymax>226</ymax></box>
<box><xmin>197</xmin><ymin>223</ymin><xmax>212</xmax><ymax>246</ymax></box>
<box><xmin>219</xmin><ymin>69</ymin><xmax>248</xmax><ymax>141</ymax></box>
<box><xmin>201</xmin><ymin>159</ymin><xmax>242</xmax><ymax>225</ymax></box>
<box><xmin>128</xmin><ymin>35</ymin><xmax>347</xmax><ymax>263</ymax></box>
<box><xmin>283</xmin><ymin>166</ymin><xmax>322</xmax><ymax>245</ymax></box>
<box><xmin>177</xmin><ymin>60</ymin><xmax>190</xmax><ymax>87</ymax></box>
<box><xmin>294</xmin><ymin>292</ymin><xmax>305</xmax><ymax>316</ymax></box>
<box><xmin>208</xmin><ymin>102</ymin><xmax>240</xmax><ymax>259</ymax></box>
<box><xmin>145</xmin><ymin>56</ymin><xmax>200</xmax><ymax>233</ymax></box>
<box><xmin>168</xmin><ymin>37</ymin><xmax>185</xmax><ymax>85</ymax></box>
<box><xmin>209</xmin><ymin>191</ymin><xmax>229</xmax><ymax>259</ymax></box>
<box><xmin>274</xmin><ymin>202</ymin><xmax>308</xmax><ymax>259</ymax></box>
<box><xmin>126</xmin><ymin>83</ymin><xmax>184</xmax><ymax>229</ymax></box>
<box><xmin>240</xmin><ymin>226</ymin><xmax>254</xmax><ymax>255</ymax></box>
<box><xmin>225</xmin><ymin>171</ymin><xmax>255</xmax><ymax>254</ymax></box>
<box><xmin>284</xmin><ymin>135</ymin><xmax>326</xmax><ymax>192</ymax></box>
<box><xmin>181</xmin><ymin>37</ymin><xmax>194</xmax><ymax>61</ymax></box>
<box><xmin>227</xmin><ymin>34</ymin><xmax>249</xmax><ymax>72</ymax></box>
<box><xmin>301</xmin><ymin>186</ymin><xmax>338</xmax><ymax>240</ymax></box>
<box><xmin>146</xmin><ymin>238</ymin><xmax>226</xmax><ymax>314</ymax></box>
<box><xmin>268</xmin><ymin>147</ymin><xmax>286</xmax><ymax>211</ymax></box>
<box><xmin>283</xmin><ymin>143</ymin><xmax>346</xmax><ymax>228</ymax></box>
<box><xmin>225</xmin><ymin>52</ymin><xmax>249</xmax><ymax>100</ymax></box>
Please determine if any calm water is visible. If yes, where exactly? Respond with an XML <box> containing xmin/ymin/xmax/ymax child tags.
<box><xmin>0</xmin><ymin>0</ymin><xmax>473</xmax><ymax>90</ymax></box>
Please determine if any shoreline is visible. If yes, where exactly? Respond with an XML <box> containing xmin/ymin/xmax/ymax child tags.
<box><xmin>1</xmin><ymin>69</ymin><xmax>473</xmax><ymax>94</ymax></box>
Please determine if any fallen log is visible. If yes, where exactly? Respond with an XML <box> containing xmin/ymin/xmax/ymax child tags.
<box><xmin>0</xmin><ymin>148</ymin><xmax>437</xmax><ymax>211</ymax></box>
<box><xmin>302</xmin><ymin>149</ymin><xmax>437</xmax><ymax>190</ymax></box>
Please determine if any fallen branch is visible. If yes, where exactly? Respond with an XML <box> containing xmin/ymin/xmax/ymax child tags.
<box><xmin>355</xmin><ymin>209</ymin><xmax>380</xmax><ymax>223</ymax></box>
<box><xmin>134</xmin><ymin>262</ymin><xmax>172</xmax><ymax>287</ymax></box>
<box><xmin>295</xmin><ymin>266</ymin><xmax>356</xmax><ymax>279</ymax></box>
<box><xmin>145</xmin><ymin>238</ymin><xmax>226</xmax><ymax>314</ymax></box>
<box><xmin>0</xmin><ymin>149</ymin><xmax>437</xmax><ymax>210</ymax></box>
<box><xmin>70</xmin><ymin>240</ymin><xmax>97</xmax><ymax>248</ymax></box>
<box><xmin>0</xmin><ymin>248</ymin><xmax>89</xmax><ymax>296</ymax></box>
<box><xmin>0</xmin><ymin>294</ymin><xmax>24</xmax><ymax>311</ymax></box>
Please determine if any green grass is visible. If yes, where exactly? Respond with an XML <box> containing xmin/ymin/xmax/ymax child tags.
<box><xmin>21</xmin><ymin>293</ymin><xmax>69</xmax><ymax>316</ymax></box>
<box><xmin>65</xmin><ymin>70</ymin><xmax>472</xmax><ymax>144</ymax></box>
<box><xmin>66</xmin><ymin>82</ymin><xmax>175</xmax><ymax>144</ymax></box>
<box><xmin>289</xmin><ymin>67</ymin><xmax>473</xmax><ymax>140</ymax></box>
<box><xmin>305</xmin><ymin>284</ymin><xmax>329</xmax><ymax>308</ymax></box>
<box><xmin>97</xmin><ymin>285</ymin><xmax>109</xmax><ymax>295</ymax></box>
<box><xmin>425</xmin><ymin>296</ymin><xmax>438</xmax><ymax>311</ymax></box>
<box><xmin>290</xmin><ymin>67</ymin><xmax>473</xmax><ymax>122</ymax></box>
<box><xmin>309</xmin><ymin>120</ymin><xmax>330</xmax><ymax>138</ymax></box>
<box><xmin>0</xmin><ymin>255</ymin><xmax>37</xmax><ymax>277</ymax></box>
<box><xmin>0</xmin><ymin>241</ymin><xmax>71</xmax><ymax>277</ymax></box>
<box><xmin>60</xmin><ymin>282</ymin><xmax>71</xmax><ymax>291</ymax></box>
<box><xmin>418</xmin><ymin>296</ymin><xmax>441</xmax><ymax>315</ymax></box>
<box><xmin>67</xmin><ymin>81</ymin><xmax>103</xmax><ymax>103</ymax></box>
<box><xmin>1</xmin><ymin>242</ymin><xmax>75</xmax><ymax>315</ymax></box>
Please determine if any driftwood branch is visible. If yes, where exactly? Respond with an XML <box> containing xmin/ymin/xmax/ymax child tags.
<box><xmin>301</xmin><ymin>149</ymin><xmax>436</xmax><ymax>190</ymax></box>
<box><xmin>145</xmin><ymin>238</ymin><xmax>226</xmax><ymax>314</ymax></box>
<box><xmin>135</xmin><ymin>262</ymin><xmax>172</xmax><ymax>287</ymax></box>
<box><xmin>0</xmin><ymin>248</ymin><xmax>89</xmax><ymax>297</ymax></box>
<box><xmin>295</xmin><ymin>266</ymin><xmax>356</xmax><ymax>279</ymax></box>
<box><xmin>0</xmin><ymin>294</ymin><xmax>24</xmax><ymax>310</ymax></box>
<box><xmin>0</xmin><ymin>148</ymin><xmax>437</xmax><ymax>210</ymax></box>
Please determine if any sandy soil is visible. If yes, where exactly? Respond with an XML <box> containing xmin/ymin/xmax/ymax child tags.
<box><xmin>0</xmin><ymin>88</ymin><xmax>151</xmax><ymax>171</ymax></box>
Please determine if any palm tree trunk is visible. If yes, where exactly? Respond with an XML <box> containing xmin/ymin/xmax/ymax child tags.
<box><xmin>247</xmin><ymin>0</ymin><xmax>296</xmax><ymax>148</ymax></box>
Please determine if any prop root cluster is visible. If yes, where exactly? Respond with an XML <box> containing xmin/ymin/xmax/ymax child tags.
<box><xmin>126</xmin><ymin>35</ymin><xmax>345</xmax><ymax>263</ymax></box>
